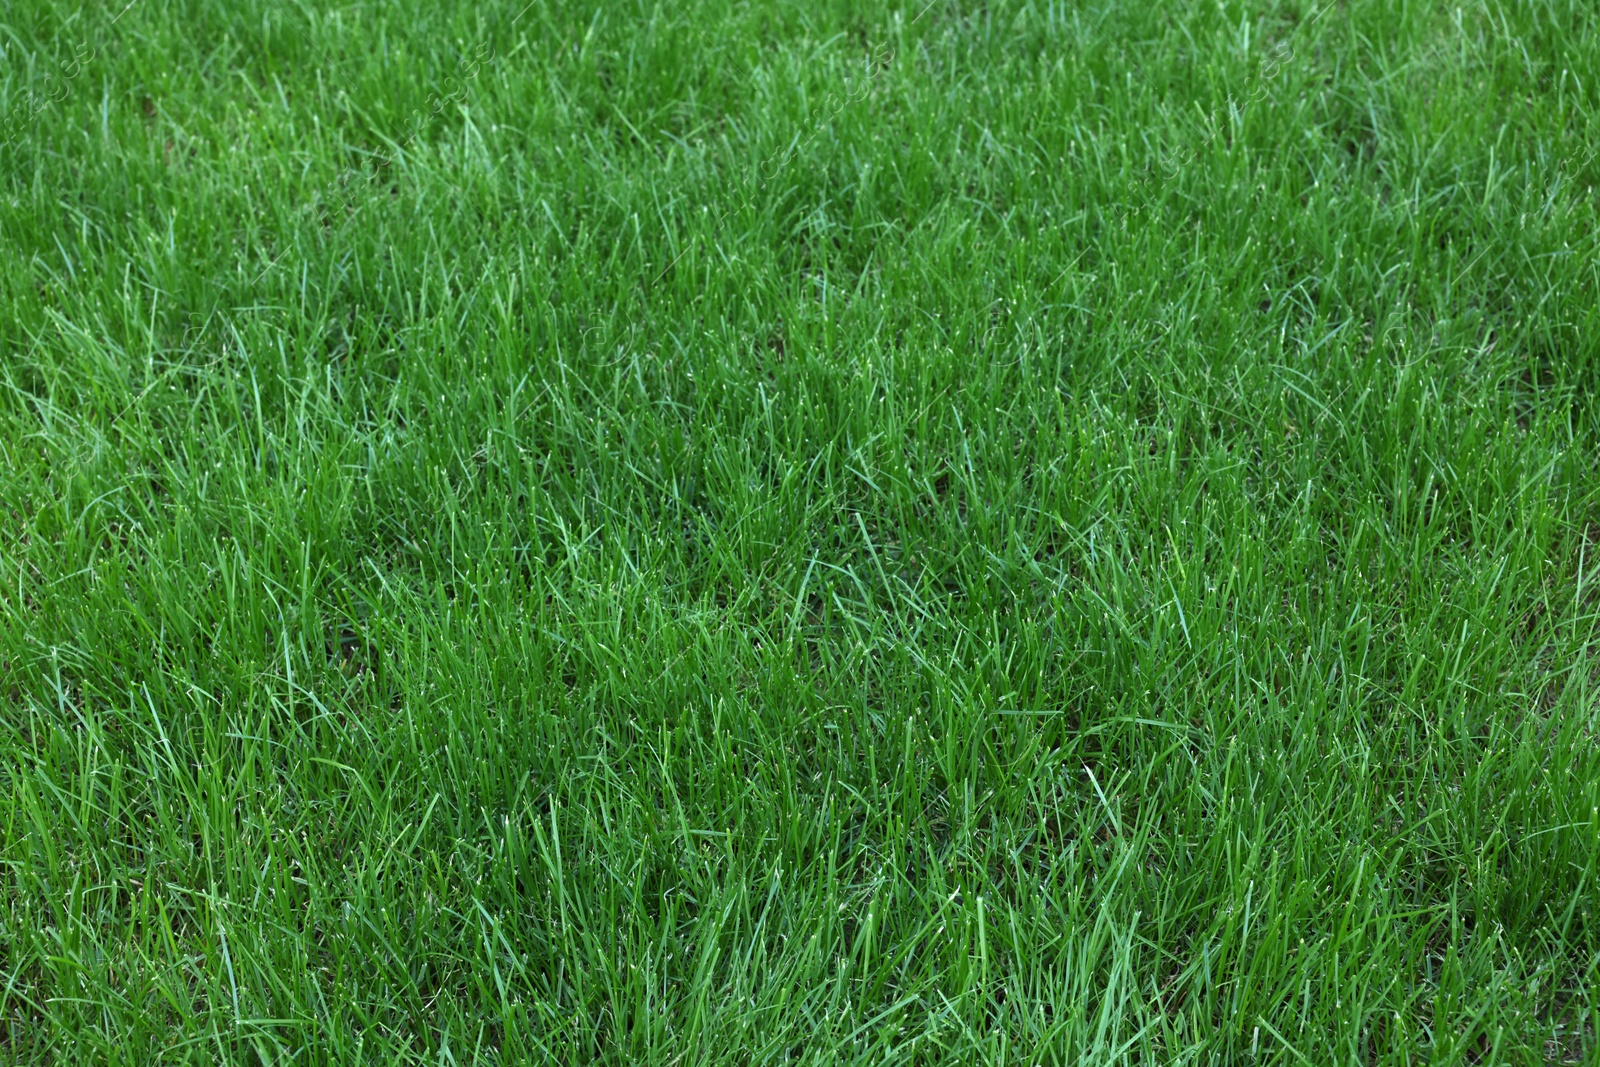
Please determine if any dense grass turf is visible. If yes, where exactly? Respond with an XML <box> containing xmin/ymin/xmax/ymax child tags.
<box><xmin>3</xmin><ymin>0</ymin><xmax>1600</xmax><ymax>1061</ymax></box>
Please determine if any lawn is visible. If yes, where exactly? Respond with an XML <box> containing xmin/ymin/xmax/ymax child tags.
<box><xmin>2</xmin><ymin>0</ymin><xmax>1599</xmax><ymax>1062</ymax></box>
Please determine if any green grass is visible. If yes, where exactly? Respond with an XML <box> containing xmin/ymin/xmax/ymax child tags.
<box><xmin>2</xmin><ymin>0</ymin><xmax>1599</xmax><ymax>1061</ymax></box>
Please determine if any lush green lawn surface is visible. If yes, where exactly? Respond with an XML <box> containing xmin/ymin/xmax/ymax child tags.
<box><xmin>3</xmin><ymin>0</ymin><xmax>1600</xmax><ymax>1061</ymax></box>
